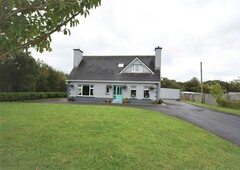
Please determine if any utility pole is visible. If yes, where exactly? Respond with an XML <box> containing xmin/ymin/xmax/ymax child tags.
<box><xmin>200</xmin><ymin>62</ymin><xmax>203</xmax><ymax>103</ymax></box>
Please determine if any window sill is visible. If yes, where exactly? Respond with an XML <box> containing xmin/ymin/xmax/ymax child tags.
<box><xmin>77</xmin><ymin>95</ymin><xmax>94</xmax><ymax>97</ymax></box>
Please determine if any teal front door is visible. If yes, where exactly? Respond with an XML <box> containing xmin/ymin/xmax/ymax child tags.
<box><xmin>113</xmin><ymin>86</ymin><xmax>122</xmax><ymax>102</ymax></box>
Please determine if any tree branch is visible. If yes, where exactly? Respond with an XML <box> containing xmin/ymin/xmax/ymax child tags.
<box><xmin>0</xmin><ymin>11</ymin><xmax>81</xmax><ymax>59</ymax></box>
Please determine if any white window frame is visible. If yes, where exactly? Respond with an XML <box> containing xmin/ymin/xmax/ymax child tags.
<box><xmin>143</xmin><ymin>88</ymin><xmax>150</xmax><ymax>98</ymax></box>
<box><xmin>131</xmin><ymin>64</ymin><xmax>143</xmax><ymax>73</ymax></box>
<box><xmin>106</xmin><ymin>85</ymin><xmax>110</xmax><ymax>94</ymax></box>
<box><xmin>130</xmin><ymin>86</ymin><xmax>137</xmax><ymax>98</ymax></box>
<box><xmin>78</xmin><ymin>84</ymin><xmax>94</xmax><ymax>96</ymax></box>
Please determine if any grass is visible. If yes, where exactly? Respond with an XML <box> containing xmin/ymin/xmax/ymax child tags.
<box><xmin>0</xmin><ymin>102</ymin><xmax>240</xmax><ymax>170</ymax></box>
<box><xmin>185</xmin><ymin>101</ymin><xmax>240</xmax><ymax>116</ymax></box>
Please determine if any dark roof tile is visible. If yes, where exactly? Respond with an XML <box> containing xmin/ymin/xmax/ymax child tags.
<box><xmin>68</xmin><ymin>55</ymin><xmax>160</xmax><ymax>82</ymax></box>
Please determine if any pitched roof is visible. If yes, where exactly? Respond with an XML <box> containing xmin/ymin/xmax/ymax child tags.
<box><xmin>68</xmin><ymin>55</ymin><xmax>160</xmax><ymax>82</ymax></box>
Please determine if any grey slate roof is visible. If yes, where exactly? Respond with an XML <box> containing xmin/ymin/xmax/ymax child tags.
<box><xmin>68</xmin><ymin>55</ymin><xmax>160</xmax><ymax>82</ymax></box>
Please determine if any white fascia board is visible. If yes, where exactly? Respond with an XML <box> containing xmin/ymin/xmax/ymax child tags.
<box><xmin>66</xmin><ymin>79</ymin><xmax>160</xmax><ymax>84</ymax></box>
<box><xmin>119</xmin><ymin>57</ymin><xmax>154</xmax><ymax>74</ymax></box>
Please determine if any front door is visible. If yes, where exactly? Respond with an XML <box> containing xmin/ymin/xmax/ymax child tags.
<box><xmin>113</xmin><ymin>86</ymin><xmax>122</xmax><ymax>102</ymax></box>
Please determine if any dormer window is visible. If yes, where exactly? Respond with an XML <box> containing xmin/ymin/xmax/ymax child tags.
<box><xmin>131</xmin><ymin>64</ymin><xmax>143</xmax><ymax>73</ymax></box>
<box><xmin>118</xmin><ymin>63</ymin><xmax>124</xmax><ymax>68</ymax></box>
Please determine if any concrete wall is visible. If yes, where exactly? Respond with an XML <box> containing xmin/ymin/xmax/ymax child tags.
<box><xmin>181</xmin><ymin>92</ymin><xmax>240</xmax><ymax>105</ymax></box>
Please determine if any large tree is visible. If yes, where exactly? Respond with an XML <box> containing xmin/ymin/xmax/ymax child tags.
<box><xmin>0</xmin><ymin>0</ymin><xmax>101</xmax><ymax>59</ymax></box>
<box><xmin>0</xmin><ymin>52</ymin><xmax>67</xmax><ymax>92</ymax></box>
<box><xmin>0</xmin><ymin>52</ymin><xmax>38</xmax><ymax>92</ymax></box>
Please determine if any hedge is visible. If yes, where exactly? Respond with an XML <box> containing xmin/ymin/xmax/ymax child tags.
<box><xmin>217</xmin><ymin>98</ymin><xmax>240</xmax><ymax>110</ymax></box>
<box><xmin>0</xmin><ymin>92</ymin><xmax>66</xmax><ymax>101</ymax></box>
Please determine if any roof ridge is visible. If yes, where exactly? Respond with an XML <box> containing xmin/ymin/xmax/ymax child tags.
<box><xmin>83</xmin><ymin>55</ymin><xmax>154</xmax><ymax>57</ymax></box>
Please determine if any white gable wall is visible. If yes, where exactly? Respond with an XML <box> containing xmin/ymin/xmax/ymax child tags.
<box><xmin>121</xmin><ymin>60</ymin><xmax>152</xmax><ymax>73</ymax></box>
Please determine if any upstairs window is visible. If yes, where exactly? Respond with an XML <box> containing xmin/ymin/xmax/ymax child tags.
<box><xmin>131</xmin><ymin>64</ymin><xmax>143</xmax><ymax>73</ymax></box>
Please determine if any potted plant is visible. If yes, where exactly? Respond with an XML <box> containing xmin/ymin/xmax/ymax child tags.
<box><xmin>122</xmin><ymin>85</ymin><xmax>127</xmax><ymax>89</ymax></box>
<box><xmin>107</xmin><ymin>85</ymin><xmax>112</xmax><ymax>89</ymax></box>
<box><xmin>149</xmin><ymin>86</ymin><xmax>155</xmax><ymax>90</ymax></box>
<box><xmin>106</xmin><ymin>99</ymin><xmax>112</xmax><ymax>103</ymax></box>
<box><xmin>123</xmin><ymin>98</ymin><xmax>129</xmax><ymax>103</ymax></box>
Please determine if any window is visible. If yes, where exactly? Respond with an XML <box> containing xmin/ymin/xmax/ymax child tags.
<box><xmin>131</xmin><ymin>64</ymin><xmax>143</xmax><ymax>73</ymax></box>
<box><xmin>118</xmin><ymin>63</ymin><xmax>124</xmax><ymax>67</ymax></box>
<box><xmin>106</xmin><ymin>85</ymin><xmax>110</xmax><ymax>94</ymax></box>
<box><xmin>131</xmin><ymin>90</ymin><xmax>136</xmax><ymax>98</ymax></box>
<box><xmin>144</xmin><ymin>89</ymin><xmax>149</xmax><ymax>98</ymax></box>
<box><xmin>78</xmin><ymin>84</ymin><xmax>94</xmax><ymax>96</ymax></box>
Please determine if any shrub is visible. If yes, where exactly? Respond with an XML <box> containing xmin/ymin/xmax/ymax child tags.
<box><xmin>106</xmin><ymin>99</ymin><xmax>112</xmax><ymax>103</ymax></box>
<box><xmin>0</xmin><ymin>92</ymin><xmax>66</xmax><ymax>101</ymax></box>
<box><xmin>68</xmin><ymin>97</ymin><xmax>75</xmax><ymax>101</ymax></box>
<box><xmin>152</xmin><ymin>99</ymin><xmax>163</xmax><ymax>104</ymax></box>
<box><xmin>123</xmin><ymin>98</ymin><xmax>129</xmax><ymax>103</ymax></box>
<box><xmin>217</xmin><ymin>98</ymin><xmax>240</xmax><ymax>110</ymax></box>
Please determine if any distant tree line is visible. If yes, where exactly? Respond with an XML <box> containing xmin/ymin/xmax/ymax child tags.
<box><xmin>161</xmin><ymin>77</ymin><xmax>240</xmax><ymax>93</ymax></box>
<box><xmin>0</xmin><ymin>52</ymin><xmax>67</xmax><ymax>92</ymax></box>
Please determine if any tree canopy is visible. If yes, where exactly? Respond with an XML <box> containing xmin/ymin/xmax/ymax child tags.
<box><xmin>0</xmin><ymin>52</ymin><xmax>67</xmax><ymax>92</ymax></box>
<box><xmin>0</xmin><ymin>0</ymin><xmax>101</xmax><ymax>59</ymax></box>
<box><xmin>161</xmin><ymin>77</ymin><xmax>240</xmax><ymax>93</ymax></box>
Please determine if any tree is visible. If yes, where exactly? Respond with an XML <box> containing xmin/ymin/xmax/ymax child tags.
<box><xmin>211</xmin><ymin>82</ymin><xmax>224</xmax><ymax>101</ymax></box>
<box><xmin>0</xmin><ymin>52</ymin><xmax>38</xmax><ymax>92</ymax></box>
<box><xmin>183</xmin><ymin>77</ymin><xmax>200</xmax><ymax>92</ymax></box>
<box><xmin>0</xmin><ymin>0</ymin><xmax>101</xmax><ymax>59</ymax></box>
<box><xmin>161</xmin><ymin>77</ymin><xmax>184</xmax><ymax>90</ymax></box>
<box><xmin>0</xmin><ymin>52</ymin><xmax>67</xmax><ymax>92</ymax></box>
<box><xmin>229</xmin><ymin>78</ymin><xmax>240</xmax><ymax>92</ymax></box>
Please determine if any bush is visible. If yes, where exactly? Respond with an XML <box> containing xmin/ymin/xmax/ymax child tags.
<box><xmin>123</xmin><ymin>98</ymin><xmax>129</xmax><ymax>103</ymax></box>
<box><xmin>68</xmin><ymin>97</ymin><xmax>75</xmax><ymax>101</ymax></box>
<box><xmin>0</xmin><ymin>92</ymin><xmax>66</xmax><ymax>101</ymax></box>
<box><xmin>152</xmin><ymin>99</ymin><xmax>163</xmax><ymax>104</ymax></box>
<box><xmin>217</xmin><ymin>98</ymin><xmax>240</xmax><ymax>110</ymax></box>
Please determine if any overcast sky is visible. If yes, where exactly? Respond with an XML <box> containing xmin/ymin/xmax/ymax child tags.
<box><xmin>31</xmin><ymin>0</ymin><xmax>240</xmax><ymax>82</ymax></box>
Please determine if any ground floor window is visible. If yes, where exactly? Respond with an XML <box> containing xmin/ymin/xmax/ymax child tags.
<box><xmin>144</xmin><ymin>89</ymin><xmax>149</xmax><ymax>98</ymax></box>
<box><xmin>131</xmin><ymin>89</ymin><xmax>136</xmax><ymax>98</ymax></box>
<box><xmin>78</xmin><ymin>84</ymin><xmax>94</xmax><ymax>96</ymax></box>
<box><xmin>106</xmin><ymin>85</ymin><xmax>110</xmax><ymax>94</ymax></box>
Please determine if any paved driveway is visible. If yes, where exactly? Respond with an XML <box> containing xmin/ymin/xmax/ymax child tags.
<box><xmin>27</xmin><ymin>99</ymin><xmax>240</xmax><ymax>146</ymax></box>
<box><xmin>133</xmin><ymin>100</ymin><xmax>240</xmax><ymax>146</ymax></box>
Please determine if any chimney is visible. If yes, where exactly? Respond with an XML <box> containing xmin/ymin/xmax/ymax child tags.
<box><xmin>155</xmin><ymin>46</ymin><xmax>162</xmax><ymax>70</ymax></box>
<box><xmin>73</xmin><ymin>49</ymin><xmax>83</xmax><ymax>68</ymax></box>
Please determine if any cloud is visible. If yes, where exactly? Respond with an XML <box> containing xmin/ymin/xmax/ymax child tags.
<box><xmin>31</xmin><ymin>0</ymin><xmax>240</xmax><ymax>82</ymax></box>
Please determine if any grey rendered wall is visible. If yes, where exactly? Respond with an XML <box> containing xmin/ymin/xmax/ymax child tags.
<box><xmin>123</xmin><ymin>83</ymin><xmax>157</xmax><ymax>100</ymax></box>
<box><xmin>68</xmin><ymin>82</ymin><xmax>113</xmax><ymax>98</ymax></box>
<box><xmin>68</xmin><ymin>82</ymin><xmax>158</xmax><ymax>100</ymax></box>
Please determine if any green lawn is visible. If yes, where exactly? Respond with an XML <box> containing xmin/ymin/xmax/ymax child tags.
<box><xmin>185</xmin><ymin>101</ymin><xmax>240</xmax><ymax>116</ymax></box>
<box><xmin>0</xmin><ymin>103</ymin><xmax>240</xmax><ymax>170</ymax></box>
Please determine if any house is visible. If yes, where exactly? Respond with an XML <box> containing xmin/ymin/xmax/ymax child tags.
<box><xmin>66</xmin><ymin>46</ymin><xmax>162</xmax><ymax>104</ymax></box>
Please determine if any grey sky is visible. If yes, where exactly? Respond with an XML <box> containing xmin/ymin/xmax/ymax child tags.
<box><xmin>31</xmin><ymin>0</ymin><xmax>240</xmax><ymax>82</ymax></box>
